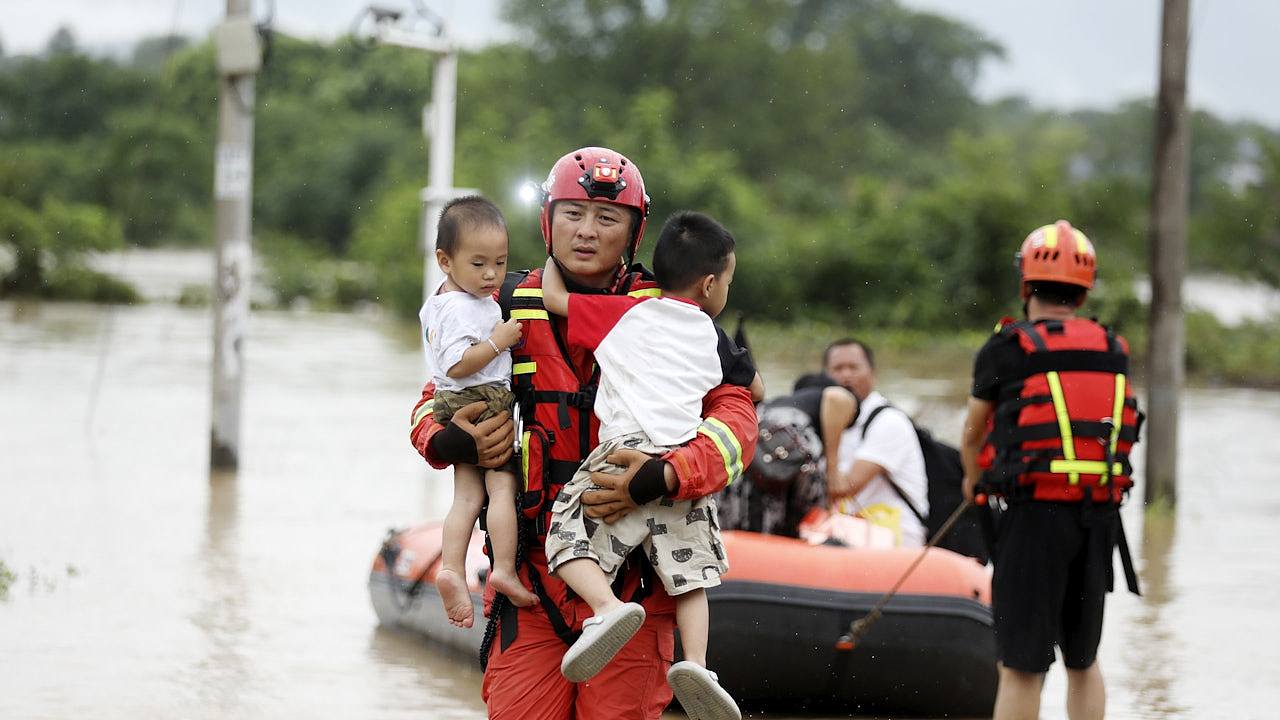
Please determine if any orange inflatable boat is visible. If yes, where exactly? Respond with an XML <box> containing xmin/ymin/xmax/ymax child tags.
<box><xmin>370</xmin><ymin>522</ymin><xmax>997</xmax><ymax>717</ymax></box>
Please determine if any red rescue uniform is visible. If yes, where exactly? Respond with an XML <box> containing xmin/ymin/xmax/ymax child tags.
<box><xmin>409</xmin><ymin>267</ymin><xmax>756</xmax><ymax>720</ymax></box>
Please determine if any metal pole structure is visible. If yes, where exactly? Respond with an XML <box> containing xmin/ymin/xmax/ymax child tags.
<box><xmin>422</xmin><ymin>48</ymin><xmax>457</xmax><ymax>299</ymax></box>
<box><xmin>369</xmin><ymin>17</ymin><xmax>469</xmax><ymax>303</ymax></box>
<box><xmin>1145</xmin><ymin>0</ymin><xmax>1190</xmax><ymax>508</ymax></box>
<box><xmin>210</xmin><ymin>1</ymin><xmax>262</xmax><ymax>471</ymax></box>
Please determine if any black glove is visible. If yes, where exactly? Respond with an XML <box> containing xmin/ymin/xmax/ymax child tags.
<box><xmin>628</xmin><ymin>458</ymin><xmax>671</xmax><ymax>505</ymax></box>
<box><xmin>429</xmin><ymin>421</ymin><xmax>480</xmax><ymax>466</ymax></box>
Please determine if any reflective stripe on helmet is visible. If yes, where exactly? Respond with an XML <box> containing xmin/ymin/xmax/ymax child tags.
<box><xmin>1043</xmin><ymin>224</ymin><xmax>1059</xmax><ymax>249</ymax></box>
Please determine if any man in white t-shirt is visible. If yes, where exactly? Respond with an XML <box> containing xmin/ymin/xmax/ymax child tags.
<box><xmin>825</xmin><ymin>339</ymin><xmax>929</xmax><ymax>547</ymax></box>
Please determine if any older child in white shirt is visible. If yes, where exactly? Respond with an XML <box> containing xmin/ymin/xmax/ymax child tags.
<box><xmin>541</xmin><ymin>211</ymin><xmax>757</xmax><ymax>720</ymax></box>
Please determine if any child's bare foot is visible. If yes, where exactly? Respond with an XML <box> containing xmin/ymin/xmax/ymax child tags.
<box><xmin>488</xmin><ymin>567</ymin><xmax>538</xmax><ymax>607</ymax></box>
<box><xmin>436</xmin><ymin>567</ymin><xmax>474</xmax><ymax>628</ymax></box>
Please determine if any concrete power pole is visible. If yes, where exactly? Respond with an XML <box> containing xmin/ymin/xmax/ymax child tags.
<box><xmin>1145</xmin><ymin>0</ymin><xmax>1191</xmax><ymax>508</ymax></box>
<box><xmin>210</xmin><ymin>1</ymin><xmax>262</xmax><ymax>471</ymax></box>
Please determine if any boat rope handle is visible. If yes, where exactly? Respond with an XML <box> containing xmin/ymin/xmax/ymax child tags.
<box><xmin>835</xmin><ymin>498</ymin><xmax>976</xmax><ymax>652</ymax></box>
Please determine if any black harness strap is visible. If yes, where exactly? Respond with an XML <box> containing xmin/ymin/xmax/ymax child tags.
<box><xmin>1115</xmin><ymin>517</ymin><xmax>1141</xmax><ymax>595</ymax></box>
<box><xmin>525</xmin><ymin>554</ymin><xmax>581</xmax><ymax>646</ymax></box>
<box><xmin>1000</xmin><ymin>395</ymin><xmax>1137</xmax><ymax>420</ymax></box>
<box><xmin>1024</xmin><ymin>350</ymin><xmax>1129</xmax><ymax>376</ymax></box>
<box><xmin>1004</xmin><ymin>421</ymin><xmax>1140</xmax><ymax>445</ymax></box>
<box><xmin>1003</xmin><ymin>320</ymin><xmax>1129</xmax><ymax>377</ymax></box>
<box><xmin>1007</xmin><ymin>320</ymin><xmax>1048</xmax><ymax>351</ymax></box>
<box><xmin>497</xmin><ymin>271</ymin><xmax>528</xmax><ymax>321</ymax></box>
<box><xmin>859</xmin><ymin>404</ymin><xmax>928</xmax><ymax>526</ymax></box>
<box><xmin>997</xmin><ymin>394</ymin><xmax>1053</xmax><ymax>417</ymax></box>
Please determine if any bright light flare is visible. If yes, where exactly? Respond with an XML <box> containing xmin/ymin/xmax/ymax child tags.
<box><xmin>517</xmin><ymin>181</ymin><xmax>540</xmax><ymax>205</ymax></box>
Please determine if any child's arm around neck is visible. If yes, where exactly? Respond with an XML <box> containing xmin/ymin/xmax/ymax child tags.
<box><xmin>542</xmin><ymin>257</ymin><xmax>569</xmax><ymax>316</ymax></box>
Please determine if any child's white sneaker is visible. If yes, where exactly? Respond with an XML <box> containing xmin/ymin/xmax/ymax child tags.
<box><xmin>560</xmin><ymin>602</ymin><xmax>646</xmax><ymax>682</ymax></box>
<box><xmin>667</xmin><ymin>660</ymin><xmax>741</xmax><ymax>720</ymax></box>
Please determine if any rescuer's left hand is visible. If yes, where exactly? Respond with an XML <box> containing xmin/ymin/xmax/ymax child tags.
<box><xmin>583</xmin><ymin>449</ymin><xmax>674</xmax><ymax>523</ymax></box>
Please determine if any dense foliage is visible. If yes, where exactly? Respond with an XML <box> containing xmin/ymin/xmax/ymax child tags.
<box><xmin>1</xmin><ymin>0</ymin><xmax>1276</xmax><ymax>325</ymax></box>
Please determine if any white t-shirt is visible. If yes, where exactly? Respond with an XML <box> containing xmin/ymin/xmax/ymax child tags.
<box><xmin>418</xmin><ymin>282</ymin><xmax>511</xmax><ymax>392</ymax></box>
<box><xmin>566</xmin><ymin>294</ymin><xmax>722</xmax><ymax>446</ymax></box>
<box><xmin>836</xmin><ymin>390</ymin><xmax>929</xmax><ymax>547</ymax></box>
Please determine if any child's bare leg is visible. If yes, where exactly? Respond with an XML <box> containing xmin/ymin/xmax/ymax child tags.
<box><xmin>484</xmin><ymin>469</ymin><xmax>537</xmax><ymax>607</ymax></box>
<box><xmin>553</xmin><ymin>557</ymin><xmax>624</xmax><ymax>617</ymax></box>
<box><xmin>552</xmin><ymin>494</ymin><xmax>647</xmax><ymax>682</ymax></box>
<box><xmin>438</xmin><ymin>463</ymin><xmax>484</xmax><ymax>628</ymax></box>
<box><xmin>675</xmin><ymin>588</ymin><xmax>709</xmax><ymax>667</ymax></box>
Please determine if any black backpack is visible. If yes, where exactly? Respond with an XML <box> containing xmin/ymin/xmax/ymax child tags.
<box><xmin>861</xmin><ymin>405</ymin><xmax>991</xmax><ymax>564</ymax></box>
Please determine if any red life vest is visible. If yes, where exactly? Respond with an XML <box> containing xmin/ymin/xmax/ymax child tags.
<box><xmin>983</xmin><ymin>317</ymin><xmax>1144</xmax><ymax>503</ymax></box>
<box><xmin>499</xmin><ymin>266</ymin><xmax>662</xmax><ymax>535</ymax></box>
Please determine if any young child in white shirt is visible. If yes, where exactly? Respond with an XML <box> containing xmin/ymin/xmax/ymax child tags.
<box><xmin>419</xmin><ymin>196</ymin><xmax>537</xmax><ymax>628</ymax></box>
<box><xmin>541</xmin><ymin>211</ymin><xmax>757</xmax><ymax>720</ymax></box>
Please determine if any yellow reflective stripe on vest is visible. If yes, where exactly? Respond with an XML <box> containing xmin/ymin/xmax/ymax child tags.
<box><xmin>512</xmin><ymin>362</ymin><xmax>537</xmax><ymax>375</ymax></box>
<box><xmin>1050</xmin><ymin>460</ymin><xmax>1124</xmax><ymax>476</ymax></box>
<box><xmin>628</xmin><ymin>288</ymin><xmax>662</xmax><ymax>298</ymax></box>
<box><xmin>511</xmin><ymin>309</ymin><xmax>549</xmax><ymax>321</ymax></box>
<box><xmin>1045</xmin><ymin>371</ymin><xmax>1079</xmax><ymax>484</ymax></box>
<box><xmin>697</xmin><ymin>416</ymin><xmax>743</xmax><ymax>486</ymax></box>
<box><xmin>1102</xmin><ymin>373</ymin><xmax>1127</xmax><ymax>485</ymax></box>
<box><xmin>521</xmin><ymin>430</ymin><xmax>532</xmax><ymax>490</ymax></box>
<box><xmin>512</xmin><ymin>288</ymin><xmax>543</xmax><ymax>298</ymax></box>
<box><xmin>412</xmin><ymin>400</ymin><xmax>434</xmax><ymax>428</ymax></box>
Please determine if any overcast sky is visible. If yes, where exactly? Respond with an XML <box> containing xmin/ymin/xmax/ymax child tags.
<box><xmin>6</xmin><ymin>0</ymin><xmax>1279</xmax><ymax>127</ymax></box>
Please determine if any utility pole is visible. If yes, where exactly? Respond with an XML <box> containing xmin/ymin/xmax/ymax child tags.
<box><xmin>365</xmin><ymin>6</ymin><xmax>472</xmax><ymax>301</ymax></box>
<box><xmin>421</xmin><ymin>50</ymin><xmax>458</xmax><ymax>299</ymax></box>
<box><xmin>210</xmin><ymin>0</ymin><xmax>262</xmax><ymax>471</ymax></box>
<box><xmin>1145</xmin><ymin>0</ymin><xmax>1190</xmax><ymax>508</ymax></box>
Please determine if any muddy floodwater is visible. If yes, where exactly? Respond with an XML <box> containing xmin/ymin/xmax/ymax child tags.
<box><xmin>2</xmin><ymin>295</ymin><xmax>1276</xmax><ymax>719</ymax></box>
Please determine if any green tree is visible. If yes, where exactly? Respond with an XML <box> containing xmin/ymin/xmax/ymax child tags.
<box><xmin>0</xmin><ymin>197</ymin><xmax>136</xmax><ymax>301</ymax></box>
<box><xmin>100</xmin><ymin>110</ymin><xmax>211</xmax><ymax>245</ymax></box>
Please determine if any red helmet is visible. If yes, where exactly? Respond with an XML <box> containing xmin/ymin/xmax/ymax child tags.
<box><xmin>538</xmin><ymin>147</ymin><xmax>650</xmax><ymax>260</ymax></box>
<box><xmin>1016</xmin><ymin>219</ymin><xmax>1097</xmax><ymax>297</ymax></box>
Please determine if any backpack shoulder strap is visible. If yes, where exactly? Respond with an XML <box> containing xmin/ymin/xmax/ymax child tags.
<box><xmin>858</xmin><ymin>403</ymin><xmax>927</xmax><ymax>526</ymax></box>
<box><xmin>859</xmin><ymin>404</ymin><xmax>892</xmax><ymax>440</ymax></box>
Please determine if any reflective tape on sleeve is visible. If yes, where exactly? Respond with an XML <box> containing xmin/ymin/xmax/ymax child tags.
<box><xmin>697</xmin><ymin>416</ymin><xmax>744</xmax><ymax>486</ymax></box>
<box><xmin>412</xmin><ymin>400</ymin><xmax>434</xmax><ymax>428</ymax></box>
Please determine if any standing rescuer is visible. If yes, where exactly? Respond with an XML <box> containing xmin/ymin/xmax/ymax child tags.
<box><xmin>409</xmin><ymin>147</ymin><xmax>758</xmax><ymax>720</ymax></box>
<box><xmin>960</xmin><ymin>220</ymin><xmax>1144</xmax><ymax>720</ymax></box>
